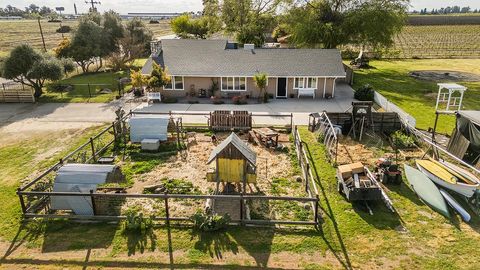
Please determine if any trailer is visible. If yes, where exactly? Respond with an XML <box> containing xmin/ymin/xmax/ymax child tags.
<box><xmin>336</xmin><ymin>162</ymin><xmax>383</xmax><ymax>202</ymax></box>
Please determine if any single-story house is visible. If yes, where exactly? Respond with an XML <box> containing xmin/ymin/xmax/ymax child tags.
<box><xmin>141</xmin><ymin>39</ymin><xmax>346</xmax><ymax>99</ymax></box>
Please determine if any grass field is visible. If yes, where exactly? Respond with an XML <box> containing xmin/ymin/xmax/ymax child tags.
<box><xmin>0</xmin><ymin>19</ymin><xmax>172</xmax><ymax>56</ymax></box>
<box><xmin>1</xmin><ymin>127</ymin><xmax>480</xmax><ymax>269</ymax></box>
<box><xmin>352</xmin><ymin>59</ymin><xmax>480</xmax><ymax>134</ymax></box>
<box><xmin>393</xmin><ymin>25</ymin><xmax>480</xmax><ymax>58</ymax></box>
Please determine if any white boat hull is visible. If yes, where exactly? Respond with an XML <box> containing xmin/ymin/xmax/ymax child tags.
<box><xmin>439</xmin><ymin>189</ymin><xmax>471</xmax><ymax>222</ymax></box>
<box><xmin>416</xmin><ymin>163</ymin><xmax>478</xmax><ymax>198</ymax></box>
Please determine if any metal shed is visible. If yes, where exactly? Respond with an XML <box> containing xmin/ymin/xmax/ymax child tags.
<box><xmin>129</xmin><ymin>114</ymin><xmax>170</xmax><ymax>143</ymax></box>
<box><xmin>50</xmin><ymin>164</ymin><xmax>122</xmax><ymax>215</ymax></box>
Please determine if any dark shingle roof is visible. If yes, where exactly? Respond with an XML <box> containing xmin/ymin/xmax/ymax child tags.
<box><xmin>207</xmin><ymin>132</ymin><xmax>257</xmax><ymax>165</ymax></box>
<box><xmin>142</xmin><ymin>39</ymin><xmax>346</xmax><ymax>77</ymax></box>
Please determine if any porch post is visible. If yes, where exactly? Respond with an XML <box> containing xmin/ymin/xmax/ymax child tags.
<box><xmin>323</xmin><ymin>77</ymin><xmax>327</xmax><ymax>98</ymax></box>
<box><xmin>332</xmin><ymin>78</ymin><xmax>337</xmax><ymax>98</ymax></box>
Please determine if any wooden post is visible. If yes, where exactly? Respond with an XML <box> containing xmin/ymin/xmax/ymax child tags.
<box><xmin>431</xmin><ymin>111</ymin><xmax>439</xmax><ymax>143</ymax></box>
<box><xmin>88</xmin><ymin>84</ymin><xmax>92</xmax><ymax>98</ymax></box>
<box><xmin>89</xmin><ymin>137</ymin><xmax>96</xmax><ymax>162</ymax></box>
<box><xmin>290</xmin><ymin>113</ymin><xmax>293</xmax><ymax>131</ymax></box>
<box><xmin>305</xmin><ymin>163</ymin><xmax>310</xmax><ymax>193</ymax></box>
<box><xmin>164</xmin><ymin>194</ymin><xmax>170</xmax><ymax>226</ymax></box>
<box><xmin>17</xmin><ymin>188</ymin><xmax>26</xmax><ymax>214</ymax></box>
<box><xmin>314</xmin><ymin>195</ymin><xmax>320</xmax><ymax>225</ymax></box>
<box><xmin>90</xmin><ymin>190</ymin><xmax>96</xmax><ymax>215</ymax></box>
<box><xmin>37</xmin><ymin>18</ymin><xmax>46</xmax><ymax>52</ymax></box>
<box><xmin>239</xmin><ymin>193</ymin><xmax>244</xmax><ymax>225</ymax></box>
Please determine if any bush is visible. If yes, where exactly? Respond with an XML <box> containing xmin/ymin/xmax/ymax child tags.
<box><xmin>211</xmin><ymin>96</ymin><xmax>224</xmax><ymax>104</ymax></box>
<box><xmin>391</xmin><ymin>130</ymin><xmax>416</xmax><ymax>149</ymax></box>
<box><xmin>123</xmin><ymin>212</ymin><xmax>153</xmax><ymax>235</ymax></box>
<box><xmin>162</xmin><ymin>97</ymin><xmax>178</xmax><ymax>103</ymax></box>
<box><xmin>190</xmin><ymin>212</ymin><xmax>230</xmax><ymax>232</ymax></box>
<box><xmin>56</xmin><ymin>25</ymin><xmax>71</xmax><ymax>33</ymax></box>
<box><xmin>354</xmin><ymin>84</ymin><xmax>374</xmax><ymax>101</ymax></box>
<box><xmin>232</xmin><ymin>95</ymin><xmax>247</xmax><ymax>105</ymax></box>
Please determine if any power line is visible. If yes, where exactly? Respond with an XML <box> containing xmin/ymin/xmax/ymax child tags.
<box><xmin>85</xmin><ymin>0</ymin><xmax>101</xmax><ymax>12</ymax></box>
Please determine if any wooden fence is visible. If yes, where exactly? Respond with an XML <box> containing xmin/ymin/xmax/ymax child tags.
<box><xmin>0</xmin><ymin>82</ymin><xmax>35</xmax><ymax>103</ymax></box>
<box><xmin>209</xmin><ymin>110</ymin><xmax>252</xmax><ymax>131</ymax></box>
<box><xmin>16</xmin><ymin>113</ymin><xmax>319</xmax><ymax>227</ymax></box>
<box><xmin>326</xmin><ymin>112</ymin><xmax>402</xmax><ymax>133</ymax></box>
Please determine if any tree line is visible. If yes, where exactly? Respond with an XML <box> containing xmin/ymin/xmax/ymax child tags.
<box><xmin>414</xmin><ymin>6</ymin><xmax>479</xmax><ymax>15</ymax></box>
<box><xmin>171</xmin><ymin>0</ymin><xmax>410</xmax><ymax>51</ymax></box>
<box><xmin>0</xmin><ymin>4</ymin><xmax>56</xmax><ymax>18</ymax></box>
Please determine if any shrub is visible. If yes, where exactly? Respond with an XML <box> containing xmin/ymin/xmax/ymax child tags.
<box><xmin>211</xmin><ymin>96</ymin><xmax>224</xmax><ymax>104</ymax></box>
<box><xmin>391</xmin><ymin>130</ymin><xmax>416</xmax><ymax>149</ymax></box>
<box><xmin>190</xmin><ymin>212</ymin><xmax>230</xmax><ymax>232</ymax></box>
<box><xmin>56</xmin><ymin>25</ymin><xmax>71</xmax><ymax>33</ymax></box>
<box><xmin>232</xmin><ymin>95</ymin><xmax>247</xmax><ymax>105</ymax></box>
<box><xmin>123</xmin><ymin>211</ymin><xmax>153</xmax><ymax>235</ymax></box>
<box><xmin>162</xmin><ymin>97</ymin><xmax>178</xmax><ymax>103</ymax></box>
<box><xmin>354</xmin><ymin>84</ymin><xmax>374</xmax><ymax>101</ymax></box>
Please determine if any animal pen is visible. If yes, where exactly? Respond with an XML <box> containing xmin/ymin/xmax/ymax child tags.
<box><xmin>16</xmin><ymin>110</ymin><xmax>321</xmax><ymax>227</ymax></box>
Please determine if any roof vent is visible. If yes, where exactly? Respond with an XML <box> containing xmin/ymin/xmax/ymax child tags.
<box><xmin>244</xmin><ymin>44</ymin><xmax>255</xmax><ymax>50</ymax></box>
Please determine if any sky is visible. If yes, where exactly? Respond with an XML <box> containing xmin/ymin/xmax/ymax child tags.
<box><xmin>1</xmin><ymin>0</ymin><xmax>480</xmax><ymax>14</ymax></box>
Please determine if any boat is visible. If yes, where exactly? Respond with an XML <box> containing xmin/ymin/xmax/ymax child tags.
<box><xmin>404</xmin><ymin>165</ymin><xmax>450</xmax><ymax>218</ymax></box>
<box><xmin>416</xmin><ymin>159</ymin><xmax>478</xmax><ymax>198</ymax></box>
<box><xmin>439</xmin><ymin>189</ymin><xmax>471</xmax><ymax>222</ymax></box>
<box><xmin>437</xmin><ymin>159</ymin><xmax>480</xmax><ymax>185</ymax></box>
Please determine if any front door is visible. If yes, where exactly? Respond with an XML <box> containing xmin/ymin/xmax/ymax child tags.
<box><xmin>277</xmin><ymin>78</ymin><xmax>287</xmax><ymax>98</ymax></box>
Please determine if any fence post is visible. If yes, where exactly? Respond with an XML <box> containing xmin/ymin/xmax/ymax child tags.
<box><xmin>239</xmin><ymin>194</ymin><xmax>244</xmax><ymax>226</ymax></box>
<box><xmin>164</xmin><ymin>194</ymin><xmax>170</xmax><ymax>226</ymax></box>
<box><xmin>88</xmin><ymin>83</ymin><xmax>92</xmax><ymax>98</ymax></box>
<box><xmin>314</xmin><ymin>195</ymin><xmax>320</xmax><ymax>225</ymax></box>
<box><xmin>112</xmin><ymin>122</ymin><xmax>117</xmax><ymax>148</ymax></box>
<box><xmin>305</xmin><ymin>163</ymin><xmax>310</xmax><ymax>193</ymax></box>
<box><xmin>90</xmin><ymin>190</ymin><xmax>97</xmax><ymax>215</ymax></box>
<box><xmin>17</xmin><ymin>188</ymin><xmax>26</xmax><ymax>215</ymax></box>
<box><xmin>89</xmin><ymin>137</ymin><xmax>96</xmax><ymax>162</ymax></box>
<box><xmin>290</xmin><ymin>113</ymin><xmax>293</xmax><ymax>131</ymax></box>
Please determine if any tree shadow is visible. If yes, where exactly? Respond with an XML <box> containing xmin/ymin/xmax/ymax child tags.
<box><xmin>1</xmin><ymin>220</ymin><xmax>45</xmax><ymax>261</ymax></box>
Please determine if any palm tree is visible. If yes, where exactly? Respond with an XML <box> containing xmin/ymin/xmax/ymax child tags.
<box><xmin>253</xmin><ymin>72</ymin><xmax>268</xmax><ymax>103</ymax></box>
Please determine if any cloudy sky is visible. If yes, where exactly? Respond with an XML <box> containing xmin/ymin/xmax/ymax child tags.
<box><xmin>1</xmin><ymin>0</ymin><xmax>480</xmax><ymax>14</ymax></box>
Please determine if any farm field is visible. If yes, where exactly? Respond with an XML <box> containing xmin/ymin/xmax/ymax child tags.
<box><xmin>393</xmin><ymin>25</ymin><xmax>480</xmax><ymax>58</ymax></box>
<box><xmin>1</xmin><ymin>125</ymin><xmax>480</xmax><ymax>269</ymax></box>
<box><xmin>0</xmin><ymin>19</ymin><xmax>172</xmax><ymax>56</ymax></box>
<box><xmin>352</xmin><ymin>59</ymin><xmax>480</xmax><ymax>135</ymax></box>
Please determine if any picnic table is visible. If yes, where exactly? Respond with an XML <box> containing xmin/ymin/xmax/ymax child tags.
<box><xmin>253</xmin><ymin>128</ymin><xmax>279</xmax><ymax>148</ymax></box>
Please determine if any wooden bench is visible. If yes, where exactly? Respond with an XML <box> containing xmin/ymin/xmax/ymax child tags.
<box><xmin>297</xmin><ymin>88</ymin><xmax>315</xmax><ymax>99</ymax></box>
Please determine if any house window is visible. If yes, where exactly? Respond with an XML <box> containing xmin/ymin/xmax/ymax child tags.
<box><xmin>294</xmin><ymin>77</ymin><xmax>317</xmax><ymax>89</ymax></box>
<box><xmin>221</xmin><ymin>77</ymin><xmax>246</xmax><ymax>91</ymax></box>
<box><xmin>164</xmin><ymin>76</ymin><xmax>184</xmax><ymax>90</ymax></box>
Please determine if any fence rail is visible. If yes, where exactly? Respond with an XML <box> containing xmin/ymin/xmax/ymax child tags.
<box><xmin>17</xmin><ymin>113</ymin><xmax>319</xmax><ymax>227</ymax></box>
<box><xmin>374</xmin><ymin>91</ymin><xmax>416</xmax><ymax>127</ymax></box>
<box><xmin>0</xmin><ymin>82</ymin><xmax>35</xmax><ymax>103</ymax></box>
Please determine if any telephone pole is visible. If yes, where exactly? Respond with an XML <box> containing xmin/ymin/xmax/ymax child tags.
<box><xmin>37</xmin><ymin>18</ymin><xmax>46</xmax><ymax>52</ymax></box>
<box><xmin>85</xmin><ymin>0</ymin><xmax>101</xmax><ymax>12</ymax></box>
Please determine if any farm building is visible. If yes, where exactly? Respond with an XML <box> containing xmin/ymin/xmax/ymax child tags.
<box><xmin>447</xmin><ymin>110</ymin><xmax>480</xmax><ymax>169</ymax></box>
<box><xmin>206</xmin><ymin>133</ymin><xmax>257</xmax><ymax>192</ymax></box>
<box><xmin>50</xmin><ymin>164</ymin><xmax>124</xmax><ymax>215</ymax></box>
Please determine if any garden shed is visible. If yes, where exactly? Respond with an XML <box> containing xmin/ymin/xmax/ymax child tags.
<box><xmin>447</xmin><ymin>110</ymin><xmax>480</xmax><ymax>168</ymax></box>
<box><xmin>129</xmin><ymin>114</ymin><xmax>170</xmax><ymax>143</ymax></box>
<box><xmin>50</xmin><ymin>164</ymin><xmax>124</xmax><ymax>215</ymax></box>
<box><xmin>206</xmin><ymin>133</ymin><xmax>257</xmax><ymax>188</ymax></box>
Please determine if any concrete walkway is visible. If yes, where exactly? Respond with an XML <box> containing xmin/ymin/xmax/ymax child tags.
<box><xmin>0</xmin><ymin>83</ymin><xmax>355</xmax><ymax>128</ymax></box>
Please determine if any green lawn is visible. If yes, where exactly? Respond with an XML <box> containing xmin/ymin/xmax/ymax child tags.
<box><xmin>40</xmin><ymin>71</ymin><xmax>128</xmax><ymax>103</ymax></box>
<box><xmin>352</xmin><ymin>59</ymin><xmax>480</xmax><ymax>135</ymax></box>
<box><xmin>1</xmin><ymin>127</ymin><xmax>480</xmax><ymax>269</ymax></box>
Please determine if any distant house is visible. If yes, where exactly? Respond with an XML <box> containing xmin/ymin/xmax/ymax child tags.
<box><xmin>141</xmin><ymin>39</ymin><xmax>346</xmax><ymax>99</ymax></box>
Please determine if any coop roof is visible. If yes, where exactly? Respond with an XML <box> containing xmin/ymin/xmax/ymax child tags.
<box><xmin>458</xmin><ymin>111</ymin><xmax>480</xmax><ymax>126</ymax></box>
<box><xmin>207</xmin><ymin>133</ymin><xmax>256</xmax><ymax>165</ymax></box>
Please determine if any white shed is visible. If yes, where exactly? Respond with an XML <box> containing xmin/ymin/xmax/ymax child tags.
<box><xmin>129</xmin><ymin>114</ymin><xmax>170</xmax><ymax>143</ymax></box>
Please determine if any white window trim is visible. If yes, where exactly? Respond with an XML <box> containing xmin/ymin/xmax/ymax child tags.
<box><xmin>164</xmin><ymin>76</ymin><xmax>184</xmax><ymax>91</ymax></box>
<box><xmin>221</xmin><ymin>77</ymin><xmax>247</xmax><ymax>92</ymax></box>
<box><xmin>293</xmin><ymin>77</ymin><xmax>318</xmax><ymax>89</ymax></box>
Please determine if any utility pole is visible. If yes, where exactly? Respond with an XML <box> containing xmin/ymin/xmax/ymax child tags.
<box><xmin>37</xmin><ymin>18</ymin><xmax>46</xmax><ymax>52</ymax></box>
<box><xmin>85</xmin><ymin>0</ymin><xmax>101</xmax><ymax>12</ymax></box>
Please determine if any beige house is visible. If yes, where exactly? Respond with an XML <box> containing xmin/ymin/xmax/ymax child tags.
<box><xmin>142</xmin><ymin>39</ymin><xmax>346</xmax><ymax>99</ymax></box>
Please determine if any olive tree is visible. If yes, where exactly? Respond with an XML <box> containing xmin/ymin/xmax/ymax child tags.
<box><xmin>1</xmin><ymin>44</ymin><xmax>73</xmax><ymax>99</ymax></box>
